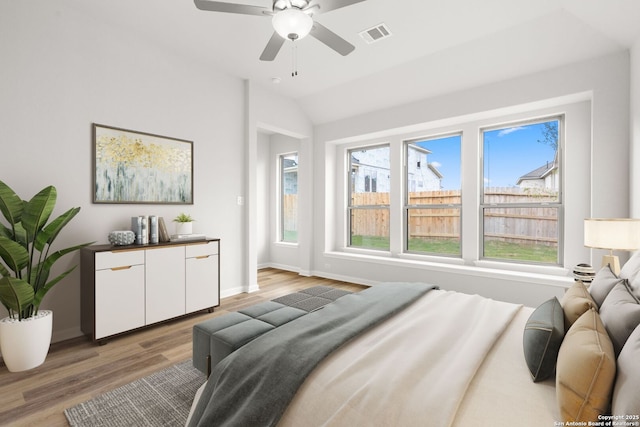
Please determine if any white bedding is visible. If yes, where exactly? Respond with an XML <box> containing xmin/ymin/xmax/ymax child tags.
<box><xmin>452</xmin><ymin>305</ymin><xmax>559</xmax><ymax>426</ymax></box>
<box><xmin>279</xmin><ymin>289</ymin><xmax>521</xmax><ymax>427</ymax></box>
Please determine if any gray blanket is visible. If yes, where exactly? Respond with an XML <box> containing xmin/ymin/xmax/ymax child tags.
<box><xmin>188</xmin><ymin>282</ymin><xmax>437</xmax><ymax>427</ymax></box>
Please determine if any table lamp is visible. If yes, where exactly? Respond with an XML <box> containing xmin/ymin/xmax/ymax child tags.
<box><xmin>584</xmin><ymin>218</ymin><xmax>640</xmax><ymax>274</ymax></box>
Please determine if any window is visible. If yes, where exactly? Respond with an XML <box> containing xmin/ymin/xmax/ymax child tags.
<box><xmin>348</xmin><ymin>145</ymin><xmax>390</xmax><ymax>250</ymax></box>
<box><xmin>405</xmin><ymin>134</ymin><xmax>462</xmax><ymax>256</ymax></box>
<box><xmin>280</xmin><ymin>153</ymin><xmax>298</xmax><ymax>243</ymax></box>
<box><xmin>338</xmin><ymin>111</ymin><xmax>572</xmax><ymax>269</ymax></box>
<box><xmin>481</xmin><ymin>118</ymin><xmax>562</xmax><ymax>264</ymax></box>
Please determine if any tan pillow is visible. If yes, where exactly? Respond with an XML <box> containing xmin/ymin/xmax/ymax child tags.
<box><xmin>556</xmin><ymin>308</ymin><xmax>616</xmax><ymax>422</ymax></box>
<box><xmin>561</xmin><ymin>280</ymin><xmax>597</xmax><ymax>330</ymax></box>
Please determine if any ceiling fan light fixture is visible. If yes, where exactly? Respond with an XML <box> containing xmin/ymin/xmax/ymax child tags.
<box><xmin>272</xmin><ymin>8</ymin><xmax>313</xmax><ymax>41</ymax></box>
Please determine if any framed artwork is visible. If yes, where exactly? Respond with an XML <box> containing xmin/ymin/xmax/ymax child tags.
<box><xmin>92</xmin><ymin>124</ymin><xmax>193</xmax><ymax>204</ymax></box>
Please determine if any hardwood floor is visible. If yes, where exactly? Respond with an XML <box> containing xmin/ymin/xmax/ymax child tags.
<box><xmin>0</xmin><ymin>269</ymin><xmax>366</xmax><ymax>427</ymax></box>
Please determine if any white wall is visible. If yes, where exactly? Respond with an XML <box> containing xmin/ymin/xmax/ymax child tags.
<box><xmin>0</xmin><ymin>2</ymin><xmax>245</xmax><ymax>342</ymax></box>
<box><xmin>631</xmin><ymin>39</ymin><xmax>640</xmax><ymax>217</ymax></box>
<box><xmin>312</xmin><ymin>51</ymin><xmax>631</xmax><ymax>308</ymax></box>
<box><xmin>246</xmin><ymin>83</ymin><xmax>314</xmax><ymax>284</ymax></box>
<box><xmin>257</xmin><ymin>132</ymin><xmax>271</xmax><ymax>267</ymax></box>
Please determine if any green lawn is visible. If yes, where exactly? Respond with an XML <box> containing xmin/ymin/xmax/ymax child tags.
<box><xmin>282</xmin><ymin>230</ymin><xmax>298</xmax><ymax>243</ymax></box>
<box><xmin>484</xmin><ymin>240</ymin><xmax>557</xmax><ymax>263</ymax></box>
<box><xmin>350</xmin><ymin>235</ymin><xmax>390</xmax><ymax>250</ymax></box>
<box><xmin>408</xmin><ymin>238</ymin><xmax>460</xmax><ymax>255</ymax></box>
<box><xmin>351</xmin><ymin>235</ymin><xmax>557</xmax><ymax>263</ymax></box>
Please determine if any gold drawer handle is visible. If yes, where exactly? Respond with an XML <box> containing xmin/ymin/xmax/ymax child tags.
<box><xmin>111</xmin><ymin>265</ymin><xmax>133</xmax><ymax>271</ymax></box>
<box><xmin>195</xmin><ymin>255</ymin><xmax>210</xmax><ymax>260</ymax></box>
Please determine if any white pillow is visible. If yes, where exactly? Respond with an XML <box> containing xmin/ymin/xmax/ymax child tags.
<box><xmin>612</xmin><ymin>324</ymin><xmax>640</xmax><ymax>417</ymax></box>
<box><xmin>619</xmin><ymin>251</ymin><xmax>640</xmax><ymax>301</ymax></box>
<box><xmin>589</xmin><ymin>265</ymin><xmax>624</xmax><ymax>307</ymax></box>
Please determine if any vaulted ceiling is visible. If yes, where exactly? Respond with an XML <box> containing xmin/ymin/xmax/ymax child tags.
<box><xmin>68</xmin><ymin>0</ymin><xmax>640</xmax><ymax>124</ymax></box>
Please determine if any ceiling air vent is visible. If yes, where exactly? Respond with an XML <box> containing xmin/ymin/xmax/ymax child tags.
<box><xmin>359</xmin><ymin>23</ymin><xmax>392</xmax><ymax>44</ymax></box>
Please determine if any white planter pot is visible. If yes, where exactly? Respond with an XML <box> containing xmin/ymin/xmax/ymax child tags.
<box><xmin>0</xmin><ymin>310</ymin><xmax>53</xmax><ymax>372</ymax></box>
<box><xmin>175</xmin><ymin>222</ymin><xmax>193</xmax><ymax>235</ymax></box>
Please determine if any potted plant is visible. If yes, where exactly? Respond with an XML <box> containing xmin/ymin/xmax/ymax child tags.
<box><xmin>173</xmin><ymin>212</ymin><xmax>194</xmax><ymax>235</ymax></box>
<box><xmin>0</xmin><ymin>180</ymin><xmax>91</xmax><ymax>372</ymax></box>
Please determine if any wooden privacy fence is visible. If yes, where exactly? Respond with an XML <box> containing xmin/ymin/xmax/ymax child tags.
<box><xmin>407</xmin><ymin>190</ymin><xmax>461</xmax><ymax>241</ymax></box>
<box><xmin>283</xmin><ymin>189</ymin><xmax>559</xmax><ymax>246</ymax></box>
<box><xmin>283</xmin><ymin>194</ymin><xmax>298</xmax><ymax>232</ymax></box>
<box><xmin>482</xmin><ymin>188</ymin><xmax>558</xmax><ymax>246</ymax></box>
<box><xmin>347</xmin><ymin>188</ymin><xmax>559</xmax><ymax>246</ymax></box>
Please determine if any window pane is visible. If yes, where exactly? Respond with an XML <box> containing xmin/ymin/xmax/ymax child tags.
<box><xmin>483</xmin><ymin>207</ymin><xmax>558</xmax><ymax>263</ymax></box>
<box><xmin>407</xmin><ymin>207</ymin><xmax>460</xmax><ymax>255</ymax></box>
<box><xmin>483</xmin><ymin>120</ymin><xmax>559</xmax><ymax>202</ymax></box>
<box><xmin>406</xmin><ymin>134</ymin><xmax>461</xmax><ymax>256</ymax></box>
<box><xmin>348</xmin><ymin>145</ymin><xmax>390</xmax><ymax>251</ymax></box>
<box><xmin>350</xmin><ymin>208</ymin><xmax>389</xmax><ymax>250</ymax></box>
<box><xmin>281</xmin><ymin>153</ymin><xmax>297</xmax><ymax>243</ymax></box>
<box><xmin>481</xmin><ymin>118</ymin><xmax>561</xmax><ymax>265</ymax></box>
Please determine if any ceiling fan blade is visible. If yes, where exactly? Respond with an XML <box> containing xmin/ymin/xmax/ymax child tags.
<box><xmin>316</xmin><ymin>0</ymin><xmax>367</xmax><ymax>13</ymax></box>
<box><xmin>309</xmin><ymin>22</ymin><xmax>355</xmax><ymax>56</ymax></box>
<box><xmin>260</xmin><ymin>32</ymin><xmax>286</xmax><ymax>61</ymax></box>
<box><xmin>194</xmin><ymin>0</ymin><xmax>271</xmax><ymax>16</ymax></box>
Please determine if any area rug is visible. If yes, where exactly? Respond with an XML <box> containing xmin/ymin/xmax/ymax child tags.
<box><xmin>64</xmin><ymin>359</ymin><xmax>205</xmax><ymax>427</ymax></box>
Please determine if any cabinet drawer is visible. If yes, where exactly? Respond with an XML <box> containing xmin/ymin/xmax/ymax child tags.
<box><xmin>95</xmin><ymin>250</ymin><xmax>145</xmax><ymax>270</ymax></box>
<box><xmin>185</xmin><ymin>241</ymin><xmax>218</xmax><ymax>258</ymax></box>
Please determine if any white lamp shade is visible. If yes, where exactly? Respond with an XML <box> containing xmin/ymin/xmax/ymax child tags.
<box><xmin>272</xmin><ymin>8</ymin><xmax>313</xmax><ymax>41</ymax></box>
<box><xmin>584</xmin><ymin>218</ymin><xmax>640</xmax><ymax>250</ymax></box>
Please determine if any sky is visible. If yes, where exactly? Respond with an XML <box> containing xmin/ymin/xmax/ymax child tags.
<box><xmin>415</xmin><ymin>120</ymin><xmax>558</xmax><ymax>190</ymax></box>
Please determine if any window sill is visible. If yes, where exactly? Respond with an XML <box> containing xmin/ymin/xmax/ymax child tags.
<box><xmin>274</xmin><ymin>241</ymin><xmax>299</xmax><ymax>248</ymax></box>
<box><xmin>324</xmin><ymin>250</ymin><xmax>573</xmax><ymax>289</ymax></box>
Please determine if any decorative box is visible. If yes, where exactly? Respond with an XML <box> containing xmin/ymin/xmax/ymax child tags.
<box><xmin>108</xmin><ymin>230</ymin><xmax>136</xmax><ymax>246</ymax></box>
<box><xmin>573</xmin><ymin>263</ymin><xmax>596</xmax><ymax>284</ymax></box>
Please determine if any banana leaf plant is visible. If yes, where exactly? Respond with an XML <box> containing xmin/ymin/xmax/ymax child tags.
<box><xmin>0</xmin><ymin>180</ymin><xmax>92</xmax><ymax>320</ymax></box>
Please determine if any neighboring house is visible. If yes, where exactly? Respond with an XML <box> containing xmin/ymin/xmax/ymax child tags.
<box><xmin>351</xmin><ymin>146</ymin><xmax>443</xmax><ymax>193</ymax></box>
<box><xmin>407</xmin><ymin>145</ymin><xmax>443</xmax><ymax>192</ymax></box>
<box><xmin>516</xmin><ymin>158</ymin><xmax>559</xmax><ymax>190</ymax></box>
<box><xmin>350</xmin><ymin>152</ymin><xmax>391</xmax><ymax>193</ymax></box>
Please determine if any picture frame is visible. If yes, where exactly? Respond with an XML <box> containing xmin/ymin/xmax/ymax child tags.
<box><xmin>92</xmin><ymin>124</ymin><xmax>193</xmax><ymax>204</ymax></box>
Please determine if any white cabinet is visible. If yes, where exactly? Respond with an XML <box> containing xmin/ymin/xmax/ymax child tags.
<box><xmin>145</xmin><ymin>246</ymin><xmax>186</xmax><ymax>325</ymax></box>
<box><xmin>186</xmin><ymin>241</ymin><xmax>220</xmax><ymax>312</ymax></box>
<box><xmin>81</xmin><ymin>239</ymin><xmax>220</xmax><ymax>342</ymax></box>
<box><xmin>94</xmin><ymin>251</ymin><xmax>145</xmax><ymax>339</ymax></box>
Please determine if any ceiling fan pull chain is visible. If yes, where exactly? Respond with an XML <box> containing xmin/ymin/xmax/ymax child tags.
<box><xmin>291</xmin><ymin>43</ymin><xmax>298</xmax><ymax>77</ymax></box>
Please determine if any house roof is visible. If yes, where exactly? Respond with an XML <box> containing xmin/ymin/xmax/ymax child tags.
<box><xmin>283</xmin><ymin>158</ymin><xmax>298</xmax><ymax>169</ymax></box>
<box><xmin>428</xmin><ymin>163</ymin><xmax>444</xmax><ymax>180</ymax></box>
<box><xmin>517</xmin><ymin>161</ymin><xmax>556</xmax><ymax>185</ymax></box>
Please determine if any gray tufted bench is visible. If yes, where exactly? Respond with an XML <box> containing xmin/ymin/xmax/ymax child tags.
<box><xmin>192</xmin><ymin>286</ymin><xmax>352</xmax><ymax>376</ymax></box>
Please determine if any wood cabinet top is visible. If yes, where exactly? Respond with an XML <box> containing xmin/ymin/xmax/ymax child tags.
<box><xmin>83</xmin><ymin>238</ymin><xmax>220</xmax><ymax>254</ymax></box>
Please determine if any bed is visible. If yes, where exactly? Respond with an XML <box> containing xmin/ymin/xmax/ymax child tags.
<box><xmin>187</xmin><ymin>258</ymin><xmax>640</xmax><ymax>427</ymax></box>
<box><xmin>277</xmin><ymin>289</ymin><xmax>557</xmax><ymax>427</ymax></box>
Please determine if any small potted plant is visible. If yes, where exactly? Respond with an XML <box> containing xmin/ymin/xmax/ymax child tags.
<box><xmin>0</xmin><ymin>180</ymin><xmax>92</xmax><ymax>372</ymax></box>
<box><xmin>173</xmin><ymin>213</ymin><xmax>194</xmax><ymax>235</ymax></box>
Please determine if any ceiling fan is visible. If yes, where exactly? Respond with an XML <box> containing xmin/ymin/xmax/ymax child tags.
<box><xmin>194</xmin><ymin>0</ymin><xmax>367</xmax><ymax>61</ymax></box>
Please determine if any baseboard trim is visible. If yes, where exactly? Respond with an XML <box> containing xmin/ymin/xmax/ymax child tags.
<box><xmin>310</xmin><ymin>270</ymin><xmax>373</xmax><ymax>287</ymax></box>
<box><xmin>52</xmin><ymin>327</ymin><xmax>83</xmax><ymax>344</ymax></box>
<box><xmin>221</xmin><ymin>285</ymin><xmax>245</xmax><ymax>299</ymax></box>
